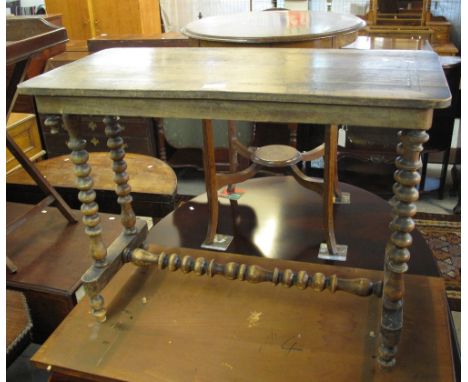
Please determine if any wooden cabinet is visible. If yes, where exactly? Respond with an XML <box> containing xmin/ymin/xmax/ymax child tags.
<box><xmin>44</xmin><ymin>0</ymin><xmax>162</xmax><ymax>40</ymax></box>
<box><xmin>6</xmin><ymin>113</ymin><xmax>45</xmax><ymax>174</ymax></box>
<box><xmin>368</xmin><ymin>0</ymin><xmax>431</xmax><ymax>26</ymax></box>
<box><xmin>365</xmin><ymin>0</ymin><xmax>458</xmax><ymax>55</ymax></box>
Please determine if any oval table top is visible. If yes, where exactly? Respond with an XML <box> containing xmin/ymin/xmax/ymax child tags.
<box><xmin>182</xmin><ymin>11</ymin><xmax>366</xmax><ymax>44</ymax></box>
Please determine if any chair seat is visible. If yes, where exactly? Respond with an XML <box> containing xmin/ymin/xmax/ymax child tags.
<box><xmin>6</xmin><ymin>290</ymin><xmax>32</xmax><ymax>367</ymax></box>
<box><xmin>7</xmin><ymin>152</ymin><xmax>177</xmax><ymax>196</ymax></box>
<box><xmin>7</xmin><ymin>152</ymin><xmax>178</xmax><ymax>219</ymax></box>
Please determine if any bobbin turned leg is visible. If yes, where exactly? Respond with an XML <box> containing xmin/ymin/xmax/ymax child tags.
<box><xmin>62</xmin><ymin>114</ymin><xmax>108</xmax><ymax>322</ymax></box>
<box><xmin>378</xmin><ymin>129</ymin><xmax>429</xmax><ymax>367</ymax></box>
<box><xmin>201</xmin><ymin>119</ymin><xmax>233</xmax><ymax>251</ymax></box>
<box><xmin>103</xmin><ymin>116</ymin><xmax>137</xmax><ymax>235</ymax></box>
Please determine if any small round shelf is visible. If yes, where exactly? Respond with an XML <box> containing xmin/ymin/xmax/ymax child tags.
<box><xmin>252</xmin><ymin>144</ymin><xmax>301</xmax><ymax>167</ymax></box>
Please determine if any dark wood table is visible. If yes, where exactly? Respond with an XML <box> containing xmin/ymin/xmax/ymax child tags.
<box><xmin>17</xmin><ymin>47</ymin><xmax>451</xmax><ymax>374</ymax></box>
<box><xmin>6</xmin><ymin>203</ymin><xmax>124</xmax><ymax>343</ymax></box>
<box><xmin>148</xmin><ymin>177</ymin><xmax>438</xmax><ymax>276</ymax></box>
<box><xmin>182</xmin><ymin>11</ymin><xmax>366</xmax><ymax>48</ymax></box>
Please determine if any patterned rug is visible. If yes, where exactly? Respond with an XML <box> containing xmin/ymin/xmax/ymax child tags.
<box><xmin>415</xmin><ymin>213</ymin><xmax>461</xmax><ymax>311</ymax></box>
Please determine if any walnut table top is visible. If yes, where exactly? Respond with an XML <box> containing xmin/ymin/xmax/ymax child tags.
<box><xmin>18</xmin><ymin>47</ymin><xmax>450</xmax><ymax>129</ymax></box>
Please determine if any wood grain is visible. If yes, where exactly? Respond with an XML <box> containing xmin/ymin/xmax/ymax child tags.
<box><xmin>33</xmin><ymin>95</ymin><xmax>436</xmax><ymax>129</ymax></box>
<box><xmin>6</xmin><ymin>113</ymin><xmax>44</xmax><ymax>173</ymax></box>
<box><xmin>7</xmin><ymin>152</ymin><xmax>177</xmax><ymax>196</ymax></box>
<box><xmin>18</xmin><ymin>48</ymin><xmax>451</xmax><ymax>110</ymax></box>
<box><xmin>6</xmin><ymin>290</ymin><xmax>31</xmax><ymax>351</ymax></box>
<box><xmin>44</xmin><ymin>0</ymin><xmax>92</xmax><ymax>40</ymax></box>
<box><xmin>6</xmin><ymin>202</ymin><xmax>122</xmax><ymax>294</ymax></box>
<box><xmin>6</xmin><ymin>290</ymin><xmax>32</xmax><ymax>365</ymax></box>
<box><xmin>31</xmin><ymin>254</ymin><xmax>454</xmax><ymax>381</ymax></box>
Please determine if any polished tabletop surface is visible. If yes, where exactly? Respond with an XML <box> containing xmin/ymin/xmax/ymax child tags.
<box><xmin>148</xmin><ymin>177</ymin><xmax>438</xmax><ymax>276</ymax></box>
<box><xmin>18</xmin><ymin>47</ymin><xmax>450</xmax><ymax>109</ymax></box>
<box><xmin>182</xmin><ymin>11</ymin><xmax>366</xmax><ymax>43</ymax></box>
<box><xmin>32</xmin><ymin>256</ymin><xmax>453</xmax><ymax>381</ymax></box>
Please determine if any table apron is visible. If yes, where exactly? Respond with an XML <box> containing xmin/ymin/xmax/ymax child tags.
<box><xmin>35</xmin><ymin>96</ymin><xmax>434</xmax><ymax>130</ymax></box>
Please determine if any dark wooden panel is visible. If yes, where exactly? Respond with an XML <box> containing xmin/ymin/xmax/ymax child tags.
<box><xmin>23</xmin><ymin>289</ymin><xmax>75</xmax><ymax>343</ymax></box>
<box><xmin>39</xmin><ymin>114</ymin><xmax>159</xmax><ymax>157</ymax></box>
<box><xmin>87</xmin><ymin>32</ymin><xmax>193</xmax><ymax>52</ymax></box>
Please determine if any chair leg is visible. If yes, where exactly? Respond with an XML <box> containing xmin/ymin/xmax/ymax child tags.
<box><xmin>156</xmin><ymin>118</ymin><xmax>168</xmax><ymax>162</ymax></box>
<box><xmin>438</xmin><ymin>149</ymin><xmax>450</xmax><ymax>200</ymax></box>
<box><xmin>287</xmin><ymin>123</ymin><xmax>298</xmax><ymax>148</ymax></box>
<box><xmin>420</xmin><ymin>152</ymin><xmax>429</xmax><ymax>192</ymax></box>
<box><xmin>451</xmin><ymin>164</ymin><xmax>461</xmax><ymax>214</ymax></box>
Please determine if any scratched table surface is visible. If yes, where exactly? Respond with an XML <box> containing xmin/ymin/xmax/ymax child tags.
<box><xmin>18</xmin><ymin>48</ymin><xmax>450</xmax><ymax>129</ymax></box>
<box><xmin>32</xmin><ymin>250</ymin><xmax>454</xmax><ymax>381</ymax></box>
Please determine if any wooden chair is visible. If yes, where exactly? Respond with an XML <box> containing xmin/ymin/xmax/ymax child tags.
<box><xmin>7</xmin><ymin>121</ymin><xmax>178</xmax><ymax>221</ymax></box>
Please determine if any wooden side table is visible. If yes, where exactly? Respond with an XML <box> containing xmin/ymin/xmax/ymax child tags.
<box><xmin>18</xmin><ymin>47</ymin><xmax>451</xmax><ymax>370</ymax></box>
<box><xmin>182</xmin><ymin>11</ymin><xmax>366</xmax><ymax>48</ymax></box>
<box><xmin>182</xmin><ymin>11</ymin><xmax>366</xmax><ymax>256</ymax></box>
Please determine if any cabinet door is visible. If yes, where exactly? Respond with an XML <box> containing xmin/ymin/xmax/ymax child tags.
<box><xmin>45</xmin><ymin>0</ymin><xmax>93</xmax><ymax>40</ymax></box>
<box><xmin>7</xmin><ymin>113</ymin><xmax>44</xmax><ymax>173</ymax></box>
<box><xmin>91</xmin><ymin>0</ymin><xmax>161</xmax><ymax>35</ymax></box>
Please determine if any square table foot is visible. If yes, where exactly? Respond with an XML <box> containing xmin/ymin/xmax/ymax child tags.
<box><xmin>334</xmin><ymin>192</ymin><xmax>351</xmax><ymax>204</ymax></box>
<box><xmin>318</xmin><ymin>243</ymin><xmax>348</xmax><ymax>261</ymax></box>
<box><xmin>201</xmin><ymin>234</ymin><xmax>234</xmax><ymax>251</ymax></box>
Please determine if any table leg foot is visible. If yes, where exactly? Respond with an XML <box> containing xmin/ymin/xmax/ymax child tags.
<box><xmin>317</xmin><ymin>242</ymin><xmax>348</xmax><ymax>261</ymax></box>
<box><xmin>201</xmin><ymin>234</ymin><xmax>234</xmax><ymax>251</ymax></box>
<box><xmin>334</xmin><ymin>191</ymin><xmax>351</xmax><ymax>204</ymax></box>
